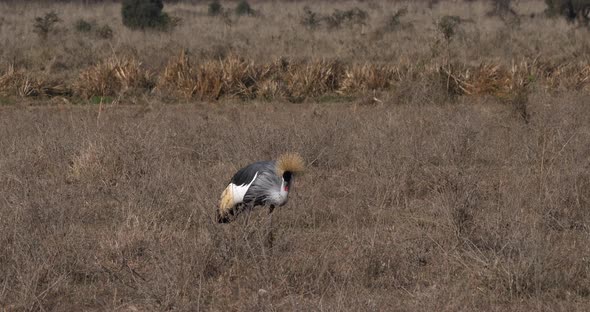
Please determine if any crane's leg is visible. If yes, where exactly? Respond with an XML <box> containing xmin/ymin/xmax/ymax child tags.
<box><xmin>266</xmin><ymin>205</ymin><xmax>275</xmax><ymax>250</ymax></box>
<box><xmin>243</xmin><ymin>204</ymin><xmax>250</xmax><ymax>227</ymax></box>
<box><xmin>241</xmin><ymin>202</ymin><xmax>255</xmax><ymax>227</ymax></box>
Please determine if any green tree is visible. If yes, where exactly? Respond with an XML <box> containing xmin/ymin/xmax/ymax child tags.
<box><xmin>208</xmin><ymin>0</ymin><xmax>223</xmax><ymax>16</ymax></box>
<box><xmin>121</xmin><ymin>0</ymin><xmax>170</xmax><ymax>30</ymax></box>
<box><xmin>235</xmin><ymin>0</ymin><xmax>254</xmax><ymax>16</ymax></box>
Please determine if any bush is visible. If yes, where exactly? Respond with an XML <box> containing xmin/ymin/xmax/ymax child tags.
<box><xmin>324</xmin><ymin>8</ymin><xmax>368</xmax><ymax>30</ymax></box>
<box><xmin>73</xmin><ymin>19</ymin><xmax>113</xmax><ymax>39</ymax></box>
<box><xmin>437</xmin><ymin>15</ymin><xmax>461</xmax><ymax>42</ymax></box>
<box><xmin>121</xmin><ymin>0</ymin><xmax>173</xmax><ymax>30</ymax></box>
<box><xmin>301</xmin><ymin>6</ymin><xmax>320</xmax><ymax>29</ymax></box>
<box><xmin>160</xmin><ymin>14</ymin><xmax>182</xmax><ymax>30</ymax></box>
<box><xmin>208</xmin><ymin>0</ymin><xmax>223</xmax><ymax>16</ymax></box>
<box><xmin>545</xmin><ymin>0</ymin><xmax>563</xmax><ymax>17</ymax></box>
<box><xmin>235</xmin><ymin>0</ymin><xmax>254</xmax><ymax>16</ymax></box>
<box><xmin>300</xmin><ymin>7</ymin><xmax>368</xmax><ymax>30</ymax></box>
<box><xmin>33</xmin><ymin>11</ymin><xmax>61</xmax><ymax>40</ymax></box>
<box><xmin>74</xmin><ymin>19</ymin><xmax>93</xmax><ymax>33</ymax></box>
<box><xmin>545</xmin><ymin>0</ymin><xmax>590</xmax><ymax>24</ymax></box>
<box><xmin>96</xmin><ymin>24</ymin><xmax>114</xmax><ymax>39</ymax></box>
<box><xmin>545</xmin><ymin>0</ymin><xmax>573</xmax><ymax>18</ymax></box>
<box><xmin>383</xmin><ymin>7</ymin><xmax>408</xmax><ymax>32</ymax></box>
<box><xmin>488</xmin><ymin>0</ymin><xmax>517</xmax><ymax>16</ymax></box>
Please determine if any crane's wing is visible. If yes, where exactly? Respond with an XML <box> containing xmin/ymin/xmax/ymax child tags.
<box><xmin>243</xmin><ymin>169</ymin><xmax>282</xmax><ymax>206</ymax></box>
<box><xmin>231</xmin><ymin>161</ymin><xmax>270</xmax><ymax>186</ymax></box>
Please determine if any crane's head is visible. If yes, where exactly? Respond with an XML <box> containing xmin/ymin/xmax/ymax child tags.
<box><xmin>276</xmin><ymin>153</ymin><xmax>305</xmax><ymax>192</ymax></box>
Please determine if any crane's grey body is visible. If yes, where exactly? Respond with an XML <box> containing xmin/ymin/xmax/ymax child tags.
<box><xmin>217</xmin><ymin>160</ymin><xmax>290</xmax><ymax>223</ymax></box>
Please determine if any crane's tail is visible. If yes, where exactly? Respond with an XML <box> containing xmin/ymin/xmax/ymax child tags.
<box><xmin>276</xmin><ymin>153</ymin><xmax>305</xmax><ymax>176</ymax></box>
<box><xmin>216</xmin><ymin>209</ymin><xmax>232</xmax><ymax>223</ymax></box>
<box><xmin>217</xmin><ymin>184</ymin><xmax>251</xmax><ymax>223</ymax></box>
<box><xmin>217</xmin><ymin>184</ymin><xmax>235</xmax><ymax>223</ymax></box>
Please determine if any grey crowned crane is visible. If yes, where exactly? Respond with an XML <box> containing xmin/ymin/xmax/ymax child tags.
<box><xmin>216</xmin><ymin>153</ymin><xmax>305</xmax><ymax>223</ymax></box>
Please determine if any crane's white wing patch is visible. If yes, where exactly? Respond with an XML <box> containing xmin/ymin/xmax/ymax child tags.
<box><xmin>231</xmin><ymin>171</ymin><xmax>258</xmax><ymax>205</ymax></box>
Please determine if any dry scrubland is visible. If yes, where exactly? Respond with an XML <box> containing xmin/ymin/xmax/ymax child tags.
<box><xmin>0</xmin><ymin>0</ymin><xmax>590</xmax><ymax>102</ymax></box>
<box><xmin>1</xmin><ymin>0</ymin><xmax>590</xmax><ymax>311</ymax></box>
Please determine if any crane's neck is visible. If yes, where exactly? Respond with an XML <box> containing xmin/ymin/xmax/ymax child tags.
<box><xmin>272</xmin><ymin>178</ymin><xmax>289</xmax><ymax>206</ymax></box>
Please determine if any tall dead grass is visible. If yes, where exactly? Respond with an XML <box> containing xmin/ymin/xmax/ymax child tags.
<box><xmin>3</xmin><ymin>54</ymin><xmax>590</xmax><ymax>101</ymax></box>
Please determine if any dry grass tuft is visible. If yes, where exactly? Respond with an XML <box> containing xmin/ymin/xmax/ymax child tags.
<box><xmin>217</xmin><ymin>55</ymin><xmax>258</xmax><ymax>99</ymax></box>
<box><xmin>75</xmin><ymin>56</ymin><xmax>154</xmax><ymax>98</ymax></box>
<box><xmin>546</xmin><ymin>62</ymin><xmax>590</xmax><ymax>91</ymax></box>
<box><xmin>192</xmin><ymin>55</ymin><xmax>259</xmax><ymax>100</ymax></box>
<box><xmin>285</xmin><ymin>59</ymin><xmax>344</xmax><ymax>99</ymax></box>
<box><xmin>0</xmin><ymin>65</ymin><xmax>31</xmax><ymax>96</ymax></box>
<box><xmin>192</xmin><ymin>60</ymin><xmax>224</xmax><ymax>100</ymax></box>
<box><xmin>157</xmin><ymin>50</ymin><xmax>196</xmax><ymax>98</ymax></box>
<box><xmin>158</xmin><ymin>55</ymin><xmax>347</xmax><ymax>100</ymax></box>
<box><xmin>439</xmin><ymin>63</ymin><xmax>512</xmax><ymax>97</ymax></box>
<box><xmin>463</xmin><ymin>64</ymin><xmax>517</xmax><ymax>96</ymax></box>
<box><xmin>256</xmin><ymin>58</ymin><xmax>290</xmax><ymax>99</ymax></box>
<box><xmin>157</xmin><ymin>53</ymin><xmax>257</xmax><ymax>100</ymax></box>
<box><xmin>339</xmin><ymin>63</ymin><xmax>397</xmax><ymax>94</ymax></box>
<box><xmin>0</xmin><ymin>65</ymin><xmax>71</xmax><ymax>97</ymax></box>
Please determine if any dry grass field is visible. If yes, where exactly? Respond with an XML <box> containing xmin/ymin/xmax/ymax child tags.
<box><xmin>1</xmin><ymin>0</ymin><xmax>590</xmax><ymax>311</ymax></box>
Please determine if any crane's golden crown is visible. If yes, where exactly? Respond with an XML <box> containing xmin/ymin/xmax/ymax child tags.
<box><xmin>276</xmin><ymin>153</ymin><xmax>305</xmax><ymax>177</ymax></box>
